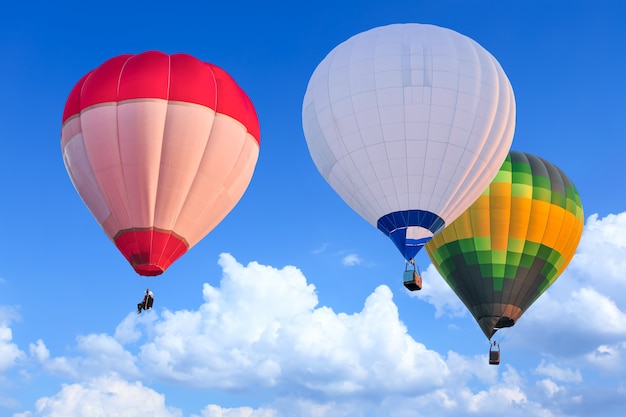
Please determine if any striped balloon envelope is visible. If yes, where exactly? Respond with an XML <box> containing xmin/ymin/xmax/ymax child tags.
<box><xmin>302</xmin><ymin>23</ymin><xmax>515</xmax><ymax>263</ymax></box>
<box><xmin>61</xmin><ymin>51</ymin><xmax>260</xmax><ymax>276</ymax></box>
<box><xmin>425</xmin><ymin>151</ymin><xmax>584</xmax><ymax>339</ymax></box>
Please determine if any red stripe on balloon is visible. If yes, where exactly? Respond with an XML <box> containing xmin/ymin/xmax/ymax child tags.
<box><xmin>114</xmin><ymin>228</ymin><xmax>189</xmax><ymax>276</ymax></box>
<box><xmin>61</xmin><ymin>51</ymin><xmax>260</xmax><ymax>145</ymax></box>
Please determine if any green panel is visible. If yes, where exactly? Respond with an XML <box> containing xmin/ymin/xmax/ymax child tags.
<box><xmin>493</xmin><ymin>167</ymin><xmax>512</xmax><ymax>183</ymax></box>
<box><xmin>461</xmin><ymin>251</ymin><xmax>479</xmax><ymax>266</ymax></box>
<box><xmin>511</xmin><ymin>182</ymin><xmax>533</xmax><ymax>198</ymax></box>
<box><xmin>504</xmin><ymin>263</ymin><xmax>519</xmax><ymax>279</ymax></box>
<box><xmin>507</xmin><ymin>238</ymin><xmax>526</xmax><ymax>253</ymax></box>
<box><xmin>532</xmin><ymin>185</ymin><xmax>552</xmax><ymax>202</ymax></box>
<box><xmin>479</xmin><ymin>263</ymin><xmax>492</xmax><ymax>276</ymax></box>
<box><xmin>546</xmin><ymin>250</ymin><xmax>564</xmax><ymax>268</ymax></box>
<box><xmin>541</xmin><ymin>262</ymin><xmax>558</xmax><ymax>281</ymax></box>
<box><xmin>431</xmin><ymin>250</ymin><xmax>444</xmax><ymax>265</ymax></box>
<box><xmin>505</xmin><ymin>250</ymin><xmax>522</xmax><ymax>264</ymax></box>
<box><xmin>511</xmin><ymin>160</ymin><xmax>532</xmax><ymax>175</ymax></box>
<box><xmin>476</xmin><ymin>250</ymin><xmax>492</xmax><ymax>264</ymax></box>
<box><xmin>551</xmin><ymin>190</ymin><xmax>566</xmax><ymax>209</ymax></box>
<box><xmin>459</xmin><ymin>239</ymin><xmax>477</xmax><ymax>253</ymax></box>
<box><xmin>492</xmin><ymin>263</ymin><xmax>505</xmax><ymax>277</ymax></box>
<box><xmin>473</xmin><ymin>237</ymin><xmax>492</xmax><ymax>251</ymax></box>
<box><xmin>522</xmin><ymin>241</ymin><xmax>540</xmax><ymax>257</ymax></box>
<box><xmin>536</xmin><ymin>245</ymin><xmax>554</xmax><ymax>262</ymax></box>
<box><xmin>492</xmin><ymin>250</ymin><xmax>507</xmax><ymax>264</ymax></box>
<box><xmin>565</xmin><ymin>185</ymin><xmax>584</xmax><ymax>217</ymax></box>
<box><xmin>493</xmin><ymin>276</ymin><xmax>504</xmax><ymax>291</ymax></box>
<box><xmin>519</xmin><ymin>253</ymin><xmax>536</xmax><ymax>268</ymax></box>
<box><xmin>431</xmin><ymin>245</ymin><xmax>448</xmax><ymax>264</ymax></box>
<box><xmin>511</xmin><ymin>171</ymin><xmax>532</xmax><ymax>187</ymax></box>
<box><xmin>439</xmin><ymin>264</ymin><xmax>455</xmax><ymax>279</ymax></box>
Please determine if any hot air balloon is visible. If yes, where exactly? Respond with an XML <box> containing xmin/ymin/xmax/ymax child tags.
<box><xmin>61</xmin><ymin>51</ymin><xmax>260</xmax><ymax>276</ymax></box>
<box><xmin>302</xmin><ymin>23</ymin><xmax>515</xmax><ymax>288</ymax></box>
<box><xmin>425</xmin><ymin>151</ymin><xmax>584</xmax><ymax>363</ymax></box>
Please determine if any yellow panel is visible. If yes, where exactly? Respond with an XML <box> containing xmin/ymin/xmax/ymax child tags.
<box><xmin>469</xmin><ymin>199</ymin><xmax>491</xmax><ymax>238</ymax></box>
<box><xmin>447</xmin><ymin>212</ymin><xmax>474</xmax><ymax>241</ymax></box>
<box><xmin>508</xmin><ymin>196</ymin><xmax>532</xmax><ymax>240</ymax></box>
<box><xmin>488</xmin><ymin>186</ymin><xmax>511</xmax><ymax>251</ymax></box>
<box><xmin>541</xmin><ymin>206</ymin><xmax>565</xmax><ymax>248</ymax></box>
<box><xmin>555</xmin><ymin>214</ymin><xmax>584</xmax><ymax>276</ymax></box>
<box><xmin>526</xmin><ymin>200</ymin><xmax>551</xmax><ymax>242</ymax></box>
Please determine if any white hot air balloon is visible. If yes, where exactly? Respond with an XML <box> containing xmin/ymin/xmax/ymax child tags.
<box><xmin>302</xmin><ymin>23</ymin><xmax>515</xmax><ymax>284</ymax></box>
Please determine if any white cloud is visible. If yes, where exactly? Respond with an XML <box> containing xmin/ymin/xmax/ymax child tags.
<box><xmin>193</xmin><ymin>404</ymin><xmax>276</xmax><ymax>417</ymax></box>
<box><xmin>509</xmin><ymin>213</ymin><xmax>626</xmax><ymax>360</ymax></box>
<box><xmin>341</xmin><ymin>254</ymin><xmax>362</xmax><ymax>266</ymax></box>
<box><xmin>0</xmin><ymin>319</ymin><xmax>25</xmax><ymax>372</ymax></box>
<box><xmin>29</xmin><ymin>339</ymin><xmax>76</xmax><ymax>377</ymax></box>
<box><xmin>24</xmin><ymin>253</ymin><xmax>447</xmax><ymax>399</ymax></box>
<box><xmin>584</xmin><ymin>342</ymin><xmax>626</xmax><ymax>373</ymax></box>
<box><xmin>30</xmin><ymin>334</ymin><xmax>139</xmax><ymax>379</ymax></box>
<box><xmin>568</xmin><ymin>213</ymin><xmax>626</xmax><ymax>304</ymax></box>
<box><xmin>409</xmin><ymin>264</ymin><xmax>467</xmax><ymax>318</ymax></box>
<box><xmin>535</xmin><ymin>378</ymin><xmax>563</xmax><ymax>398</ymax></box>
<box><xmin>311</xmin><ymin>243</ymin><xmax>328</xmax><ymax>254</ymax></box>
<box><xmin>13</xmin><ymin>374</ymin><xmax>182</xmax><ymax>417</ymax></box>
<box><xmin>133</xmin><ymin>254</ymin><xmax>448</xmax><ymax>395</ymax></box>
<box><xmin>534</xmin><ymin>360</ymin><xmax>582</xmax><ymax>382</ymax></box>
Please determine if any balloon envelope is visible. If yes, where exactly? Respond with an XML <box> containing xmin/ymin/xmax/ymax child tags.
<box><xmin>302</xmin><ymin>23</ymin><xmax>515</xmax><ymax>261</ymax></box>
<box><xmin>61</xmin><ymin>51</ymin><xmax>260</xmax><ymax>276</ymax></box>
<box><xmin>425</xmin><ymin>151</ymin><xmax>584</xmax><ymax>339</ymax></box>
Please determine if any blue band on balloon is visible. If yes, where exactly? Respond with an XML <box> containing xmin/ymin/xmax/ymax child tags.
<box><xmin>377</xmin><ymin>210</ymin><xmax>445</xmax><ymax>261</ymax></box>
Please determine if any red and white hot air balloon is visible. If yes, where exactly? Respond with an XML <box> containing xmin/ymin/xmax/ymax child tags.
<box><xmin>61</xmin><ymin>51</ymin><xmax>260</xmax><ymax>276</ymax></box>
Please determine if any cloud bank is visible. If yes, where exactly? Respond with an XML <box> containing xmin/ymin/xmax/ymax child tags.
<box><xmin>3</xmin><ymin>212</ymin><xmax>626</xmax><ymax>416</ymax></box>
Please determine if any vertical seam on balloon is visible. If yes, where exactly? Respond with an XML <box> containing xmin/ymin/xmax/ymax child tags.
<box><xmin>543</xmin><ymin>162</ymin><xmax>566</xmax><ymax>266</ymax></box>
<box><xmin>532</xmin><ymin>155</ymin><xmax>553</xmax><ymax>293</ymax></box>
<box><xmin>368</xmin><ymin>28</ymin><xmax>390</xmax><ymax>219</ymax></box>
<box><xmin>351</xmin><ymin>31</ymin><xmax>380</xmax><ymax>221</ymax></box>
<box><xmin>421</xmin><ymin>30</ymin><xmax>433</xmax><ymax>211</ymax></box>
<box><xmin>330</xmin><ymin>33</ymin><xmax>380</xmax><ymax>224</ymax></box>
<box><xmin>435</xmin><ymin>34</ymin><xmax>483</xmax><ymax>222</ymax></box>
<box><xmin>516</xmin><ymin>153</ymin><xmax>546</xmax><ymax>311</ymax></box>
<box><xmin>152</xmin><ymin>53</ymin><xmax>173</xmax><ymax>271</ymax></box>
<box><xmin>508</xmin><ymin>152</ymin><xmax>529</xmax><ymax>313</ymax></box>
<box><xmin>555</xmin><ymin>177</ymin><xmax>582</xmax><ymax>279</ymax></box>
<box><xmin>115</xmin><ymin>55</ymin><xmax>136</xmax><ymax>250</ymax></box>
<box><xmin>172</xmin><ymin>61</ymin><xmax>220</xmax><ymax>249</ymax></box>
<box><xmin>441</xmin><ymin>37</ymin><xmax>498</xmax><ymax>223</ymax></box>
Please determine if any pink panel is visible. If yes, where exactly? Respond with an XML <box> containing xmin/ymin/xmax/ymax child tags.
<box><xmin>60</xmin><ymin>116</ymin><xmax>82</xmax><ymax>150</ymax></box>
<box><xmin>62</xmin><ymin>132</ymin><xmax>112</xmax><ymax>225</ymax></box>
<box><xmin>173</xmin><ymin>115</ymin><xmax>259</xmax><ymax>246</ymax></box>
<box><xmin>78</xmin><ymin>105</ymin><xmax>128</xmax><ymax>236</ymax></box>
<box><xmin>116</xmin><ymin>101</ymin><xmax>168</xmax><ymax>228</ymax></box>
<box><xmin>153</xmin><ymin>103</ymin><xmax>216</xmax><ymax>230</ymax></box>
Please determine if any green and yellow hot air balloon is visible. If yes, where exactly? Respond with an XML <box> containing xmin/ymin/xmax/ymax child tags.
<box><xmin>425</xmin><ymin>151</ymin><xmax>584</xmax><ymax>342</ymax></box>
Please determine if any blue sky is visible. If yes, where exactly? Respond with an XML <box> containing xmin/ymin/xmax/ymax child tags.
<box><xmin>1</xmin><ymin>1</ymin><xmax>626</xmax><ymax>416</ymax></box>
